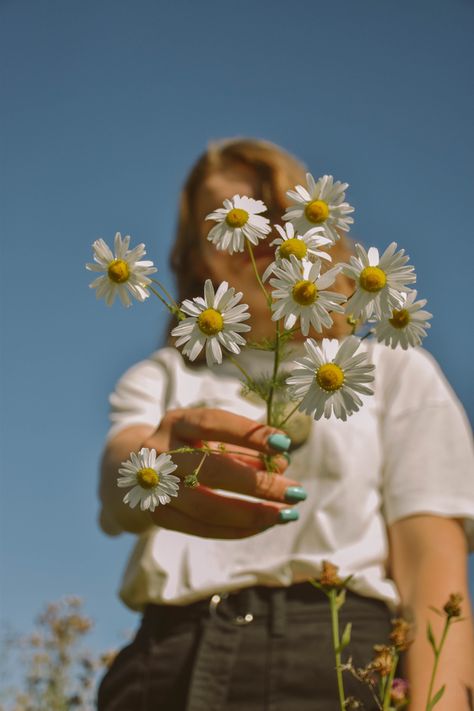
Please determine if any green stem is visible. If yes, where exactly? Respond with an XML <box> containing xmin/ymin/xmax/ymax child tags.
<box><xmin>150</xmin><ymin>277</ymin><xmax>180</xmax><ymax>311</ymax></box>
<box><xmin>267</xmin><ymin>320</ymin><xmax>281</xmax><ymax>426</ymax></box>
<box><xmin>329</xmin><ymin>589</ymin><xmax>347</xmax><ymax>711</ymax></box>
<box><xmin>228</xmin><ymin>356</ymin><xmax>253</xmax><ymax>384</ymax></box>
<box><xmin>426</xmin><ymin>619</ymin><xmax>450</xmax><ymax>710</ymax></box>
<box><xmin>193</xmin><ymin>451</ymin><xmax>209</xmax><ymax>482</ymax></box>
<box><xmin>276</xmin><ymin>398</ymin><xmax>304</xmax><ymax>429</ymax></box>
<box><xmin>166</xmin><ymin>445</ymin><xmax>261</xmax><ymax>460</ymax></box>
<box><xmin>148</xmin><ymin>285</ymin><xmax>176</xmax><ymax>313</ymax></box>
<box><xmin>245</xmin><ymin>239</ymin><xmax>272</xmax><ymax>308</ymax></box>
<box><xmin>382</xmin><ymin>650</ymin><xmax>399</xmax><ymax>710</ymax></box>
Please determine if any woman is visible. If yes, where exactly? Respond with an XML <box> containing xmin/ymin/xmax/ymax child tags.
<box><xmin>97</xmin><ymin>138</ymin><xmax>474</xmax><ymax>710</ymax></box>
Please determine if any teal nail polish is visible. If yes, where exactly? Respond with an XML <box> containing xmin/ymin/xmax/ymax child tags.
<box><xmin>284</xmin><ymin>486</ymin><xmax>307</xmax><ymax>503</ymax></box>
<box><xmin>268</xmin><ymin>433</ymin><xmax>291</xmax><ymax>452</ymax></box>
<box><xmin>283</xmin><ymin>452</ymin><xmax>291</xmax><ymax>464</ymax></box>
<box><xmin>278</xmin><ymin>508</ymin><xmax>300</xmax><ymax>523</ymax></box>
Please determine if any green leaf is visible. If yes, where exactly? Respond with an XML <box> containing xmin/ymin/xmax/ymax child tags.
<box><xmin>335</xmin><ymin>589</ymin><xmax>346</xmax><ymax>611</ymax></box>
<box><xmin>340</xmin><ymin>622</ymin><xmax>352</xmax><ymax>651</ymax></box>
<box><xmin>427</xmin><ymin>684</ymin><xmax>445</xmax><ymax>710</ymax></box>
<box><xmin>426</xmin><ymin>621</ymin><xmax>437</xmax><ymax>653</ymax></box>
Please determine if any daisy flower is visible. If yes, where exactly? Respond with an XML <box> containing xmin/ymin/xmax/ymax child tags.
<box><xmin>286</xmin><ymin>337</ymin><xmax>375</xmax><ymax>421</ymax></box>
<box><xmin>86</xmin><ymin>232</ymin><xmax>157</xmax><ymax>307</ymax></box>
<box><xmin>343</xmin><ymin>242</ymin><xmax>416</xmax><ymax>321</ymax></box>
<box><xmin>117</xmin><ymin>448</ymin><xmax>180</xmax><ymax>511</ymax></box>
<box><xmin>270</xmin><ymin>255</ymin><xmax>346</xmax><ymax>336</ymax></box>
<box><xmin>205</xmin><ymin>194</ymin><xmax>271</xmax><ymax>254</ymax></box>
<box><xmin>262</xmin><ymin>223</ymin><xmax>333</xmax><ymax>282</ymax></box>
<box><xmin>171</xmin><ymin>279</ymin><xmax>251</xmax><ymax>366</ymax></box>
<box><xmin>283</xmin><ymin>173</ymin><xmax>354</xmax><ymax>243</ymax></box>
<box><xmin>374</xmin><ymin>291</ymin><xmax>432</xmax><ymax>349</ymax></box>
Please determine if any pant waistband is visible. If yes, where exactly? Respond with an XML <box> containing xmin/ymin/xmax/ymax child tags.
<box><xmin>142</xmin><ymin>581</ymin><xmax>389</xmax><ymax>631</ymax></box>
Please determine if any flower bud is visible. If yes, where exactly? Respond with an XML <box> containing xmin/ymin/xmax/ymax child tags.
<box><xmin>443</xmin><ymin>593</ymin><xmax>463</xmax><ymax>619</ymax></box>
<box><xmin>390</xmin><ymin>677</ymin><xmax>409</xmax><ymax>707</ymax></box>
<box><xmin>390</xmin><ymin>617</ymin><xmax>413</xmax><ymax>651</ymax></box>
<box><xmin>369</xmin><ymin>644</ymin><xmax>394</xmax><ymax>677</ymax></box>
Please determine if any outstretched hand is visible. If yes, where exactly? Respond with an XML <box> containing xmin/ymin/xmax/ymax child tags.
<box><xmin>140</xmin><ymin>407</ymin><xmax>305</xmax><ymax>539</ymax></box>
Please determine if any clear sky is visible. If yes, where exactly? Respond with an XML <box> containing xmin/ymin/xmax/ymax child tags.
<box><xmin>1</xmin><ymin>0</ymin><xmax>473</xmax><ymax>663</ymax></box>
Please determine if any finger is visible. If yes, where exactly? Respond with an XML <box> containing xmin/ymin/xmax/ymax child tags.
<box><xmin>170</xmin><ymin>485</ymin><xmax>298</xmax><ymax>529</ymax></box>
<box><xmin>168</xmin><ymin>447</ymin><xmax>295</xmax><ymax>501</ymax></box>
<box><xmin>204</xmin><ymin>441</ymin><xmax>289</xmax><ymax>473</ymax></box>
<box><xmin>150</xmin><ymin>505</ymin><xmax>266</xmax><ymax>539</ymax></box>
<box><xmin>198</xmin><ymin>461</ymin><xmax>303</xmax><ymax>504</ymax></box>
<box><xmin>167</xmin><ymin>408</ymin><xmax>291</xmax><ymax>454</ymax></box>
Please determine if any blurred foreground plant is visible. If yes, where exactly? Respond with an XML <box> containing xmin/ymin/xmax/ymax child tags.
<box><xmin>0</xmin><ymin>597</ymin><xmax>117</xmax><ymax>711</ymax></box>
<box><xmin>313</xmin><ymin>562</ymin><xmax>467</xmax><ymax>711</ymax></box>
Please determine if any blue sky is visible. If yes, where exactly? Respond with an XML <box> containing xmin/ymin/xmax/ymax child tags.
<box><xmin>1</xmin><ymin>0</ymin><xmax>473</xmax><ymax>663</ymax></box>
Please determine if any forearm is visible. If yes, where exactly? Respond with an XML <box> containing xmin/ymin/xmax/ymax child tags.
<box><xmin>99</xmin><ymin>424</ymin><xmax>156</xmax><ymax>535</ymax></box>
<box><xmin>399</xmin><ymin>554</ymin><xmax>474</xmax><ymax>711</ymax></box>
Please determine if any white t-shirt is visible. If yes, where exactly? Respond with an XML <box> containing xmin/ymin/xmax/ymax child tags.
<box><xmin>102</xmin><ymin>343</ymin><xmax>474</xmax><ymax>613</ymax></box>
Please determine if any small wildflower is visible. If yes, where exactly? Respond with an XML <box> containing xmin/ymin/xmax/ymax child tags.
<box><xmin>319</xmin><ymin>560</ymin><xmax>344</xmax><ymax>588</ymax></box>
<box><xmin>443</xmin><ymin>592</ymin><xmax>463</xmax><ymax>619</ymax></box>
<box><xmin>171</xmin><ymin>279</ymin><xmax>251</xmax><ymax>366</ymax></box>
<box><xmin>270</xmin><ymin>255</ymin><xmax>345</xmax><ymax>336</ymax></box>
<box><xmin>205</xmin><ymin>194</ymin><xmax>271</xmax><ymax>254</ymax></box>
<box><xmin>262</xmin><ymin>222</ymin><xmax>332</xmax><ymax>281</ymax></box>
<box><xmin>374</xmin><ymin>290</ymin><xmax>432</xmax><ymax>349</ymax></box>
<box><xmin>117</xmin><ymin>448</ymin><xmax>180</xmax><ymax>511</ymax></box>
<box><xmin>283</xmin><ymin>173</ymin><xmax>354</xmax><ymax>243</ymax></box>
<box><xmin>86</xmin><ymin>232</ymin><xmax>157</xmax><ymax>307</ymax></box>
<box><xmin>390</xmin><ymin>677</ymin><xmax>410</xmax><ymax>707</ymax></box>
<box><xmin>390</xmin><ymin>617</ymin><xmax>413</xmax><ymax>651</ymax></box>
<box><xmin>343</xmin><ymin>242</ymin><xmax>416</xmax><ymax>320</ymax></box>
<box><xmin>369</xmin><ymin>644</ymin><xmax>394</xmax><ymax>677</ymax></box>
<box><xmin>286</xmin><ymin>337</ymin><xmax>375</xmax><ymax>421</ymax></box>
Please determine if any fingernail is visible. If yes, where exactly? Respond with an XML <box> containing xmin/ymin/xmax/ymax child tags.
<box><xmin>278</xmin><ymin>508</ymin><xmax>300</xmax><ymax>523</ymax></box>
<box><xmin>283</xmin><ymin>452</ymin><xmax>291</xmax><ymax>464</ymax></box>
<box><xmin>284</xmin><ymin>486</ymin><xmax>307</xmax><ymax>503</ymax></box>
<box><xmin>268</xmin><ymin>433</ymin><xmax>291</xmax><ymax>452</ymax></box>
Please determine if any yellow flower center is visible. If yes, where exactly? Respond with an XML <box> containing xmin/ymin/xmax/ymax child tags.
<box><xmin>226</xmin><ymin>208</ymin><xmax>249</xmax><ymax>228</ymax></box>
<box><xmin>389</xmin><ymin>308</ymin><xmax>410</xmax><ymax>329</ymax></box>
<box><xmin>136</xmin><ymin>467</ymin><xmax>159</xmax><ymax>489</ymax></box>
<box><xmin>305</xmin><ymin>200</ymin><xmax>329</xmax><ymax>224</ymax></box>
<box><xmin>292</xmin><ymin>280</ymin><xmax>318</xmax><ymax>305</ymax></box>
<box><xmin>197</xmin><ymin>308</ymin><xmax>224</xmax><ymax>336</ymax></box>
<box><xmin>316</xmin><ymin>363</ymin><xmax>345</xmax><ymax>391</ymax></box>
<box><xmin>359</xmin><ymin>266</ymin><xmax>387</xmax><ymax>292</ymax></box>
<box><xmin>108</xmin><ymin>259</ymin><xmax>130</xmax><ymax>283</ymax></box>
<box><xmin>279</xmin><ymin>238</ymin><xmax>308</xmax><ymax>260</ymax></box>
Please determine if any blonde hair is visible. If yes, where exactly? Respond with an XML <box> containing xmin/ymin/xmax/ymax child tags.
<box><xmin>168</xmin><ymin>137</ymin><xmax>355</xmax><ymax>340</ymax></box>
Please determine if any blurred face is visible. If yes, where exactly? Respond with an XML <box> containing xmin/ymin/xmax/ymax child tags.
<box><xmin>194</xmin><ymin>162</ymin><xmax>277</xmax><ymax>339</ymax></box>
<box><xmin>193</xmin><ymin>161</ymin><xmax>353</xmax><ymax>342</ymax></box>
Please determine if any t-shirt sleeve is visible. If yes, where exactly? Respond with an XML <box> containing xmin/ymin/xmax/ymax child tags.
<box><xmin>379</xmin><ymin>347</ymin><xmax>474</xmax><ymax>550</ymax></box>
<box><xmin>106</xmin><ymin>356</ymin><xmax>169</xmax><ymax>441</ymax></box>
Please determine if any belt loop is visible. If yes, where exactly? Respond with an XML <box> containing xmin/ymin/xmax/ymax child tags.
<box><xmin>270</xmin><ymin>587</ymin><xmax>287</xmax><ymax>637</ymax></box>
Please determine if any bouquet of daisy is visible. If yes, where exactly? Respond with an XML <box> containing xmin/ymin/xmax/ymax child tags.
<box><xmin>87</xmin><ymin>172</ymin><xmax>431</xmax><ymax>439</ymax></box>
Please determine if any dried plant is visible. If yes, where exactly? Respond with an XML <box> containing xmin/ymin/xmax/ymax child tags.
<box><xmin>0</xmin><ymin>597</ymin><xmax>117</xmax><ymax>711</ymax></box>
<box><xmin>312</xmin><ymin>562</ymin><xmax>465</xmax><ymax>711</ymax></box>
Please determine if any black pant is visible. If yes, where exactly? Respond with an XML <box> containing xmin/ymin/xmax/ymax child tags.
<box><xmin>97</xmin><ymin>582</ymin><xmax>395</xmax><ymax>711</ymax></box>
